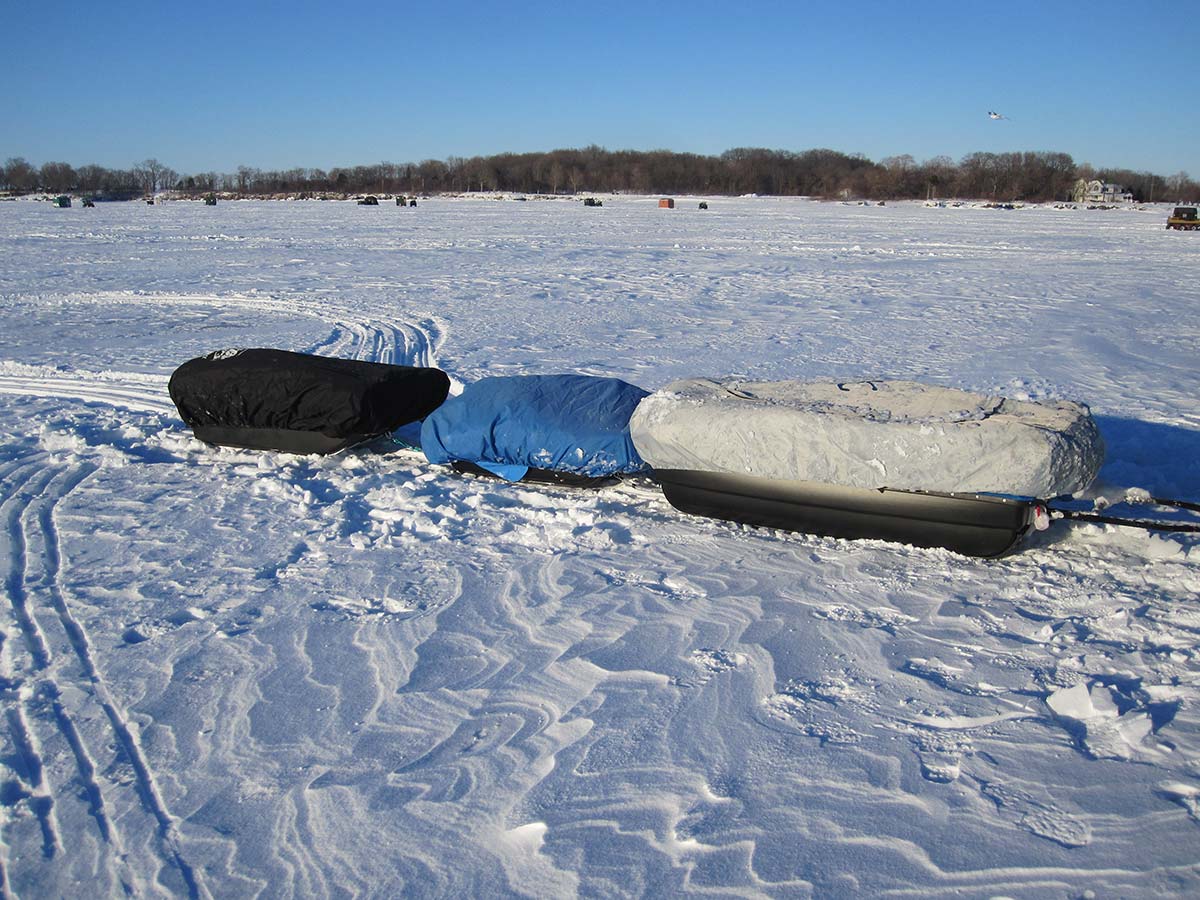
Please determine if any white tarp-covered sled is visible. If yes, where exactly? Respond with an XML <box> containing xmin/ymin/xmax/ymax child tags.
<box><xmin>630</xmin><ymin>379</ymin><xmax>1106</xmax><ymax>556</ymax></box>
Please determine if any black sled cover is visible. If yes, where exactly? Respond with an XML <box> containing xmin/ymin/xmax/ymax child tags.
<box><xmin>169</xmin><ymin>348</ymin><xmax>451</xmax><ymax>454</ymax></box>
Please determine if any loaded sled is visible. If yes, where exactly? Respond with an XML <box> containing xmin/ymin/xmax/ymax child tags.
<box><xmin>169</xmin><ymin>348</ymin><xmax>450</xmax><ymax>454</ymax></box>
<box><xmin>167</xmin><ymin>351</ymin><xmax>1195</xmax><ymax>556</ymax></box>
<box><xmin>420</xmin><ymin>373</ymin><xmax>650</xmax><ymax>486</ymax></box>
<box><xmin>631</xmin><ymin>379</ymin><xmax>1105</xmax><ymax>557</ymax></box>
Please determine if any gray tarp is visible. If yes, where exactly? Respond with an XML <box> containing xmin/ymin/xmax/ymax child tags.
<box><xmin>629</xmin><ymin>379</ymin><xmax>1104</xmax><ymax>498</ymax></box>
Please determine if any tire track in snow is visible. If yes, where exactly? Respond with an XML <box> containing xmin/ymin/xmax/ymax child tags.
<box><xmin>0</xmin><ymin>460</ymin><xmax>193</xmax><ymax>897</ymax></box>
<box><xmin>3</xmin><ymin>705</ymin><xmax>59</xmax><ymax>860</ymax></box>
<box><xmin>1</xmin><ymin>463</ymin><xmax>62</xmax><ymax>864</ymax></box>
<box><xmin>2</xmin><ymin>463</ymin><xmax>56</xmax><ymax>670</ymax></box>
<box><xmin>173</xmin><ymin>291</ymin><xmax>448</xmax><ymax>368</ymax></box>
<box><xmin>26</xmin><ymin>290</ymin><xmax>442</xmax><ymax>367</ymax></box>
<box><xmin>366</xmin><ymin>318</ymin><xmax>444</xmax><ymax>367</ymax></box>
<box><xmin>305</xmin><ymin>311</ymin><xmax>442</xmax><ymax>366</ymax></box>
<box><xmin>0</xmin><ymin>292</ymin><xmax>447</xmax><ymax>414</ymax></box>
<box><xmin>31</xmin><ymin>464</ymin><xmax>201</xmax><ymax>898</ymax></box>
<box><xmin>0</xmin><ymin>368</ymin><xmax>175</xmax><ymax>416</ymax></box>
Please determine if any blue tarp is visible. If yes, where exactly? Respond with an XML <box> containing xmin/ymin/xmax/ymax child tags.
<box><xmin>420</xmin><ymin>374</ymin><xmax>650</xmax><ymax>481</ymax></box>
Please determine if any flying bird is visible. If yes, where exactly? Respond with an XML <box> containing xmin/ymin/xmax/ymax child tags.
<box><xmin>988</xmin><ymin>111</ymin><xmax>1009</xmax><ymax>120</ymax></box>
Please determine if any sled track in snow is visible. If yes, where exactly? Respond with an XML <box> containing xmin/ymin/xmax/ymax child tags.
<box><xmin>0</xmin><ymin>459</ymin><xmax>201</xmax><ymax>897</ymax></box>
<box><xmin>0</xmin><ymin>368</ymin><xmax>176</xmax><ymax>416</ymax></box>
<box><xmin>0</xmin><ymin>291</ymin><xmax>447</xmax><ymax>413</ymax></box>
<box><xmin>0</xmin><ymin>291</ymin><xmax>445</xmax><ymax>891</ymax></box>
<box><xmin>47</xmin><ymin>290</ymin><xmax>446</xmax><ymax>367</ymax></box>
<box><xmin>306</xmin><ymin>313</ymin><xmax>444</xmax><ymax>368</ymax></box>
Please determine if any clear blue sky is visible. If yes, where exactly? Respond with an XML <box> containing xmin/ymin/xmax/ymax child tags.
<box><xmin>4</xmin><ymin>0</ymin><xmax>1197</xmax><ymax>176</ymax></box>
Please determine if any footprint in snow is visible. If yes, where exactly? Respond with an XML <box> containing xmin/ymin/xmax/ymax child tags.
<box><xmin>813</xmin><ymin>604</ymin><xmax>917</xmax><ymax>632</ymax></box>
<box><xmin>685</xmin><ymin>648</ymin><xmax>746</xmax><ymax>685</ymax></box>
<box><xmin>978</xmin><ymin>779</ymin><xmax>1091</xmax><ymax>848</ymax></box>
<box><xmin>902</xmin><ymin>657</ymin><xmax>1005</xmax><ymax>698</ymax></box>
<box><xmin>762</xmin><ymin>674</ymin><xmax>876</xmax><ymax>745</ymax></box>
<box><xmin>909</xmin><ymin>727</ymin><xmax>974</xmax><ymax>784</ymax></box>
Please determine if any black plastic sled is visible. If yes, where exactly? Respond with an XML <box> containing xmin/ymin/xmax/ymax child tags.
<box><xmin>169</xmin><ymin>349</ymin><xmax>450</xmax><ymax>454</ymax></box>
<box><xmin>654</xmin><ymin>469</ymin><xmax>1037</xmax><ymax>557</ymax></box>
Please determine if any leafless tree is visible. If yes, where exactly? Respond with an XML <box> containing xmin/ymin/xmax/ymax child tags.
<box><xmin>134</xmin><ymin>158</ymin><xmax>170</xmax><ymax>194</ymax></box>
<box><xmin>39</xmin><ymin>161</ymin><xmax>76</xmax><ymax>193</ymax></box>
<box><xmin>3</xmin><ymin>157</ymin><xmax>37</xmax><ymax>192</ymax></box>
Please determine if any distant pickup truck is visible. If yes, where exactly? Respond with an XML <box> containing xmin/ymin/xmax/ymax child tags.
<box><xmin>1166</xmin><ymin>206</ymin><xmax>1198</xmax><ymax>230</ymax></box>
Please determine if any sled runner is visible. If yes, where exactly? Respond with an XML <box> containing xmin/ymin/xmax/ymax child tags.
<box><xmin>449</xmin><ymin>460</ymin><xmax>622</xmax><ymax>488</ymax></box>
<box><xmin>654</xmin><ymin>469</ymin><xmax>1040</xmax><ymax>557</ymax></box>
<box><xmin>169</xmin><ymin>348</ymin><xmax>450</xmax><ymax>454</ymax></box>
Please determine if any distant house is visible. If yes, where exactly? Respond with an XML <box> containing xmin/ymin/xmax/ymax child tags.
<box><xmin>658</xmin><ymin>198</ymin><xmax>675</xmax><ymax>209</ymax></box>
<box><xmin>1075</xmin><ymin>179</ymin><xmax>1134</xmax><ymax>203</ymax></box>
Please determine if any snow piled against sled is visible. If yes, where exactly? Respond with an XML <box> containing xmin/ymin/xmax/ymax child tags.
<box><xmin>0</xmin><ymin>196</ymin><xmax>1199</xmax><ymax>898</ymax></box>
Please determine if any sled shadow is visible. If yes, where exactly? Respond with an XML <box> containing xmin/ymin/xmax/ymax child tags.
<box><xmin>1093</xmin><ymin>415</ymin><xmax>1200</xmax><ymax>498</ymax></box>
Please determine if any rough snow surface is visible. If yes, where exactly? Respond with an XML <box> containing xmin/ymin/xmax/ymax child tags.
<box><xmin>0</xmin><ymin>197</ymin><xmax>1198</xmax><ymax>897</ymax></box>
<box><xmin>630</xmin><ymin>377</ymin><xmax>1105</xmax><ymax>496</ymax></box>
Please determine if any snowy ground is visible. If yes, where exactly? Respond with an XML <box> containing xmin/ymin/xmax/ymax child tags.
<box><xmin>0</xmin><ymin>195</ymin><xmax>1198</xmax><ymax>898</ymax></box>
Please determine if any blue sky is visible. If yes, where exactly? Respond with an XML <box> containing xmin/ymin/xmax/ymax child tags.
<box><xmin>4</xmin><ymin>0</ymin><xmax>1197</xmax><ymax>176</ymax></box>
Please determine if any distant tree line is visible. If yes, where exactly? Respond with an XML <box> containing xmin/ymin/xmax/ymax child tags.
<box><xmin>3</xmin><ymin>148</ymin><xmax>1197</xmax><ymax>203</ymax></box>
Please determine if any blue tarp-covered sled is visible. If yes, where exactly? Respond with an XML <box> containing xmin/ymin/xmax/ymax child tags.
<box><xmin>420</xmin><ymin>374</ymin><xmax>650</xmax><ymax>486</ymax></box>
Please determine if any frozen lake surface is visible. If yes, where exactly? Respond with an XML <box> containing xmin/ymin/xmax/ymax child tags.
<box><xmin>1</xmin><ymin>196</ymin><xmax>1198</xmax><ymax>897</ymax></box>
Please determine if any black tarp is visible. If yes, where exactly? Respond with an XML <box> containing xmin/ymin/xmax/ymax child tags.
<box><xmin>169</xmin><ymin>348</ymin><xmax>451</xmax><ymax>454</ymax></box>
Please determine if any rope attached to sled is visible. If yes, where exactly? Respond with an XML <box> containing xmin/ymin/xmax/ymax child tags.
<box><xmin>1046</xmin><ymin>496</ymin><xmax>1200</xmax><ymax>535</ymax></box>
<box><xmin>1049</xmin><ymin>508</ymin><xmax>1200</xmax><ymax>534</ymax></box>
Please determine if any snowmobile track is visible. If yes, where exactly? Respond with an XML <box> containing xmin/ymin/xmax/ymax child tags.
<box><xmin>73</xmin><ymin>290</ymin><xmax>440</xmax><ymax>368</ymax></box>
<box><xmin>0</xmin><ymin>370</ymin><xmax>175</xmax><ymax>416</ymax></box>
<box><xmin>0</xmin><ymin>291</ymin><xmax>445</xmax><ymax>417</ymax></box>
<box><xmin>1</xmin><ymin>459</ymin><xmax>201</xmax><ymax>897</ymax></box>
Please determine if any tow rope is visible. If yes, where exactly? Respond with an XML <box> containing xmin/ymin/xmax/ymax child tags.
<box><xmin>1045</xmin><ymin>495</ymin><xmax>1200</xmax><ymax>535</ymax></box>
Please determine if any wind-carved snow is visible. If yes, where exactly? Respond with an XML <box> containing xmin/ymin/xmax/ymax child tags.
<box><xmin>0</xmin><ymin>197</ymin><xmax>1198</xmax><ymax>897</ymax></box>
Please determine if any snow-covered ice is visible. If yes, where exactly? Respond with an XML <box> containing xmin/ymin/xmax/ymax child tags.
<box><xmin>0</xmin><ymin>196</ymin><xmax>1198</xmax><ymax>897</ymax></box>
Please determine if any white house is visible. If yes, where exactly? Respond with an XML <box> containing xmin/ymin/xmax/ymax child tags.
<box><xmin>1076</xmin><ymin>179</ymin><xmax>1134</xmax><ymax>203</ymax></box>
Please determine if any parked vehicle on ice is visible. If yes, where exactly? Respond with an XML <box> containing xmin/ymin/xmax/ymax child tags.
<box><xmin>1167</xmin><ymin>206</ymin><xmax>1198</xmax><ymax>230</ymax></box>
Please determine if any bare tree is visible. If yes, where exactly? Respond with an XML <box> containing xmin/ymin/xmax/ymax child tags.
<box><xmin>3</xmin><ymin>157</ymin><xmax>37</xmax><ymax>192</ymax></box>
<box><xmin>134</xmin><ymin>158</ymin><xmax>170</xmax><ymax>194</ymax></box>
<box><xmin>39</xmin><ymin>161</ymin><xmax>76</xmax><ymax>193</ymax></box>
<box><xmin>236</xmin><ymin>166</ymin><xmax>260</xmax><ymax>194</ymax></box>
<box><xmin>1167</xmin><ymin>171</ymin><xmax>1191</xmax><ymax>199</ymax></box>
<box><xmin>11</xmin><ymin>143</ymin><xmax>1197</xmax><ymax>202</ymax></box>
<box><xmin>76</xmin><ymin>164</ymin><xmax>107</xmax><ymax>193</ymax></box>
